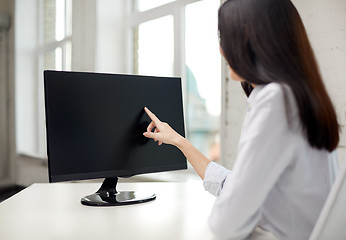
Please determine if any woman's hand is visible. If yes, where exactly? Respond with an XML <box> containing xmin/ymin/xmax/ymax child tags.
<box><xmin>143</xmin><ymin>107</ymin><xmax>211</xmax><ymax>179</ymax></box>
<box><xmin>143</xmin><ymin>107</ymin><xmax>184</xmax><ymax>147</ymax></box>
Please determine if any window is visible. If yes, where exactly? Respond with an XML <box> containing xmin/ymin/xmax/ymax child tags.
<box><xmin>37</xmin><ymin>0</ymin><xmax>72</xmax><ymax>156</ymax></box>
<box><xmin>15</xmin><ymin>0</ymin><xmax>72</xmax><ymax>157</ymax></box>
<box><xmin>128</xmin><ymin>0</ymin><xmax>221</xmax><ymax>169</ymax></box>
<box><xmin>16</xmin><ymin>0</ymin><xmax>221</xmax><ymax>165</ymax></box>
<box><xmin>135</xmin><ymin>15</ymin><xmax>174</xmax><ymax>77</ymax></box>
<box><xmin>185</xmin><ymin>0</ymin><xmax>221</xmax><ymax>161</ymax></box>
<box><xmin>135</xmin><ymin>0</ymin><xmax>176</xmax><ymax>12</ymax></box>
<box><xmin>41</xmin><ymin>0</ymin><xmax>72</xmax><ymax>70</ymax></box>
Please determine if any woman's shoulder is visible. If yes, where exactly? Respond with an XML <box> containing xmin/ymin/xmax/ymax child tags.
<box><xmin>257</xmin><ymin>82</ymin><xmax>286</xmax><ymax>98</ymax></box>
<box><xmin>250</xmin><ymin>82</ymin><xmax>298</xmax><ymax>116</ymax></box>
<box><xmin>250</xmin><ymin>82</ymin><xmax>286</xmax><ymax>105</ymax></box>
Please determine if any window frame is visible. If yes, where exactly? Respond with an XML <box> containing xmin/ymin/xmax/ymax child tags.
<box><xmin>14</xmin><ymin>0</ymin><xmax>97</xmax><ymax>186</ymax></box>
<box><xmin>126</xmin><ymin>0</ymin><xmax>224</xmax><ymax>165</ymax></box>
<box><xmin>15</xmin><ymin>0</ymin><xmax>73</xmax><ymax>159</ymax></box>
<box><xmin>36</xmin><ymin>0</ymin><xmax>72</xmax><ymax>157</ymax></box>
<box><xmin>125</xmin><ymin>0</ymin><xmax>202</xmax><ymax>116</ymax></box>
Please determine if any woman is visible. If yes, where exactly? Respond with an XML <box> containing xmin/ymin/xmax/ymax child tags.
<box><xmin>143</xmin><ymin>0</ymin><xmax>339</xmax><ymax>239</ymax></box>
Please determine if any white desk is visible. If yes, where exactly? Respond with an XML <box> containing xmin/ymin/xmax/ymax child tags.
<box><xmin>0</xmin><ymin>181</ymin><xmax>277</xmax><ymax>240</ymax></box>
<box><xmin>0</xmin><ymin>182</ymin><xmax>215</xmax><ymax>240</ymax></box>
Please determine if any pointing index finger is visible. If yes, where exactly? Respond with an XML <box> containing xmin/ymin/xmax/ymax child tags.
<box><xmin>144</xmin><ymin>107</ymin><xmax>161</xmax><ymax>125</ymax></box>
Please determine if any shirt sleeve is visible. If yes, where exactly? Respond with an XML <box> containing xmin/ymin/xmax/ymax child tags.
<box><xmin>203</xmin><ymin>161</ymin><xmax>231</xmax><ymax>197</ymax></box>
<box><xmin>208</xmin><ymin>84</ymin><xmax>297</xmax><ymax>240</ymax></box>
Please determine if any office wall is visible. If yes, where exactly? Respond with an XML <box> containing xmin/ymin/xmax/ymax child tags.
<box><xmin>0</xmin><ymin>2</ymin><xmax>9</xmax><ymax>178</ymax></box>
<box><xmin>0</xmin><ymin>0</ymin><xmax>15</xmax><ymax>188</ymax></box>
<box><xmin>71</xmin><ymin>0</ymin><xmax>96</xmax><ymax>72</ymax></box>
<box><xmin>71</xmin><ymin>0</ymin><xmax>126</xmax><ymax>74</ymax></box>
<box><xmin>221</xmin><ymin>0</ymin><xmax>346</xmax><ymax>169</ymax></box>
<box><xmin>295</xmin><ymin>0</ymin><xmax>346</xmax><ymax>163</ymax></box>
<box><xmin>94</xmin><ymin>0</ymin><xmax>126</xmax><ymax>74</ymax></box>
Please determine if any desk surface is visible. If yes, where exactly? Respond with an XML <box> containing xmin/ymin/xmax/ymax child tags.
<box><xmin>0</xmin><ymin>182</ymin><xmax>216</xmax><ymax>240</ymax></box>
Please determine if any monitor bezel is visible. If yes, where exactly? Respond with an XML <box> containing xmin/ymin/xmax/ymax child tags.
<box><xmin>49</xmin><ymin>163</ymin><xmax>187</xmax><ymax>183</ymax></box>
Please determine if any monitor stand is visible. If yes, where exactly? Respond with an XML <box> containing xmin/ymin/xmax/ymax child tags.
<box><xmin>81</xmin><ymin>177</ymin><xmax>156</xmax><ymax>206</ymax></box>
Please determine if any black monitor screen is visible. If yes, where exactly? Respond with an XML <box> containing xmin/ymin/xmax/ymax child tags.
<box><xmin>44</xmin><ymin>71</ymin><xmax>187</xmax><ymax>183</ymax></box>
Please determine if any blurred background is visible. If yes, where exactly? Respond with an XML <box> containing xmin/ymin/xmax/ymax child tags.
<box><xmin>0</xmin><ymin>0</ymin><xmax>346</xmax><ymax>200</ymax></box>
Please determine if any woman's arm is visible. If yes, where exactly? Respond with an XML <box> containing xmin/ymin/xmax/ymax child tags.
<box><xmin>143</xmin><ymin>107</ymin><xmax>211</xmax><ymax>179</ymax></box>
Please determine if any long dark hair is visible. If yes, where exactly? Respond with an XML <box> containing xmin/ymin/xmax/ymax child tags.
<box><xmin>218</xmin><ymin>0</ymin><xmax>339</xmax><ymax>152</ymax></box>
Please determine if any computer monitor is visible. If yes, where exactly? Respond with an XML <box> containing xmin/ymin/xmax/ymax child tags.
<box><xmin>44</xmin><ymin>70</ymin><xmax>187</xmax><ymax>206</ymax></box>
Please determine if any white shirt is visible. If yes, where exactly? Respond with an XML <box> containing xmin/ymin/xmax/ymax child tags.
<box><xmin>203</xmin><ymin>83</ymin><xmax>331</xmax><ymax>240</ymax></box>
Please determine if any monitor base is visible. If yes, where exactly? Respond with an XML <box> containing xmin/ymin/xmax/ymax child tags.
<box><xmin>81</xmin><ymin>177</ymin><xmax>156</xmax><ymax>206</ymax></box>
